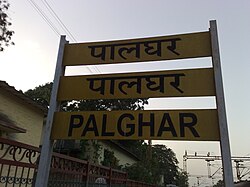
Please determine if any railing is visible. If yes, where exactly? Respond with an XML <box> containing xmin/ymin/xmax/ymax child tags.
<box><xmin>0</xmin><ymin>137</ymin><xmax>38</xmax><ymax>186</ymax></box>
<box><xmin>0</xmin><ymin>138</ymin><xmax>156</xmax><ymax>187</ymax></box>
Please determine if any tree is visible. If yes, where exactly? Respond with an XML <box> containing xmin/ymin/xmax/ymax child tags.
<box><xmin>25</xmin><ymin>82</ymin><xmax>52</xmax><ymax>108</ymax></box>
<box><xmin>123</xmin><ymin>142</ymin><xmax>156</xmax><ymax>184</ymax></box>
<box><xmin>0</xmin><ymin>0</ymin><xmax>14</xmax><ymax>51</ymax></box>
<box><xmin>177</xmin><ymin>170</ymin><xmax>189</xmax><ymax>187</ymax></box>
<box><xmin>125</xmin><ymin>160</ymin><xmax>155</xmax><ymax>184</ymax></box>
<box><xmin>25</xmin><ymin>82</ymin><xmax>148</xmax><ymax>112</ymax></box>
<box><xmin>152</xmin><ymin>144</ymin><xmax>179</xmax><ymax>185</ymax></box>
<box><xmin>124</xmin><ymin>144</ymin><xmax>188</xmax><ymax>186</ymax></box>
<box><xmin>25</xmin><ymin>83</ymin><xmax>187</xmax><ymax>185</ymax></box>
<box><xmin>24</xmin><ymin>82</ymin><xmax>148</xmax><ymax>159</ymax></box>
<box><xmin>101</xmin><ymin>149</ymin><xmax>120</xmax><ymax>169</ymax></box>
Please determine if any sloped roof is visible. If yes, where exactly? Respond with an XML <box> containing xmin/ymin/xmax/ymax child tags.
<box><xmin>105</xmin><ymin>140</ymin><xmax>140</xmax><ymax>161</ymax></box>
<box><xmin>0</xmin><ymin>81</ymin><xmax>47</xmax><ymax>114</ymax></box>
<box><xmin>0</xmin><ymin>113</ymin><xmax>26</xmax><ymax>133</ymax></box>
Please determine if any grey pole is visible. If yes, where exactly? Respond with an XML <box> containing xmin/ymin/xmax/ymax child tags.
<box><xmin>210</xmin><ymin>20</ymin><xmax>234</xmax><ymax>187</ymax></box>
<box><xmin>35</xmin><ymin>35</ymin><xmax>68</xmax><ymax>187</ymax></box>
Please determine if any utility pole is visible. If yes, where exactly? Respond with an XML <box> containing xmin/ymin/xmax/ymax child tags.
<box><xmin>183</xmin><ymin>151</ymin><xmax>250</xmax><ymax>183</ymax></box>
<box><xmin>235</xmin><ymin>159</ymin><xmax>243</xmax><ymax>181</ymax></box>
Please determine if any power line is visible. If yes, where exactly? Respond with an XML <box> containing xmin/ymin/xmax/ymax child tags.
<box><xmin>27</xmin><ymin>0</ymin><xmax>102</xmax><ymax>74</ymax></box>
<box><xmin>38</xmin><ymin>0</ymin><xmax>102</xmax><ymax>74</ymax></box>
<box><xmin>40</xmin><ymin>0</ymin><xmax>77</xmax><ymax>42</ymax></box>
<box><xmin>27</xmin><ymin>0</ymin><xmax>60</xmax><ymax>36</ymax></box>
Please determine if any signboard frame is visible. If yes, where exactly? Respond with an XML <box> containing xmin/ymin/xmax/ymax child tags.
<box><xmin>210</xmin><ymin>20</ymin><xmax>234</xmax><ymax>187</ymax></box>
<box><xmin>35</xmin><ymin>36</ymin><xmax>68</xmax><ymax>187</ymax></box>
<box><xmin>35</xmin><ymin>21</ymin><xmax>234</xmax><ymax>187</ymax></box>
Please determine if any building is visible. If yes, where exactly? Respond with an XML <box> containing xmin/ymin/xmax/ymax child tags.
<box><xmin>0</xmin><ymin>80</ymin><xmax>139</xmax><ymax>167</ymax></box>
<box><xmin>99</xmin><ymin>140</ymin><xmax>140</xmax><ymax>166</ymax></box>
<box><xmin>0</xmin><ymin>81</ymin><xmax>46</xmax><ymax>146</ymax></box>
<box><xmin>0</xmin><ymin>80</ymin><xmax>149</xmax><ymax>187</ymax></box>
<box><xmin>54</xmin><ymin>139</ymin><xmax>140</xmax><ymax>167</ymax></box>
<box><xmin>0</xmin><ymin>81</ymin><xmax>139</xmax><ymax>169</ymax></box>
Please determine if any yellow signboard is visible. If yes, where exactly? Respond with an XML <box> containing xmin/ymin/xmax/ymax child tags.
<box><xmin>51</xmin><ymin>110</ymin><xmax>219</xmax><ymax>141</ymax></box>
<box><xmin>63</xmin><ymin>31</ymin><xmax>211</xmax><ymax>66</ymax></box>
<box><xmin>57</xmin><ymin>68</ymin><xmax>215</xmax><ymax>101</ymax></box>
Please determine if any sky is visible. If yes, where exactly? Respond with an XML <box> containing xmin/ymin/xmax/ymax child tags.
<box><xmin>1</xmin><ymin>0</ymin><xmax>250</xmax><ymax>186</ymax></box>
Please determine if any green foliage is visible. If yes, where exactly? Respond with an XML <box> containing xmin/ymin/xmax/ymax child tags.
<box><xmin>117</xmin><ymin>140</ymin><xmax>146</xmax><ymax>159</ymax></box>
<box><xmin>101</xmin><ymin>149</ymin><xmax>121</xmax><ymax>169</ymax></box>
<box><xmin>25</xmin><ymin>82</ymin><xmax>188</xmax><ymax>186</ymax></box>
<box><xmin>25</xmin><ymin>82</ymin><xmax>52</xmax><ymax>108</ymax></box>
<box><xmin>79</xmin><ymin>140</ymin><xmax>89</xmax><ymax>160</ymax></box>
<box><xmin>25</xmin><ymin>82</ymin><xmax>148</xmax><ymax>112</ymax></box>
<box><xmin>152</xmin><ymin>145</ymin><xmax>179</xmax><ymax>185</ymax></box>
<box><xmin>125</xmin><ymin>161</ymin><xmax>156</xmax><ymax>184</ymax></box>
<box><xmin>177</xmin><ymin>171</ymin><xmax>189</xmax><ymax>187</ymax></box>
<box><xmin>24</xmin><ymin>82</ymin><xmax>148</xmax><ymax>162</ymax></box>
<box><xmin>91</xmin><ymin>140</ymin><xmax>101</xmax><ymax>163</ymax></box>
<box><xmin>65</xmin><ymin>98</ymin><xmax>148</xmax><ymax>112</ymax></box>
<box><xmin>0</xmin><ymin>0</ymin><xmax>14</xmax><ymax>51</ymax></box>
<box><xmin>124</xmin><ymin>144</ymin><xmax>188</xmax><ymax>186</ymax></box>
<box><xmin>79</xmin><ymin>140</ymin><xmax>101</xmax><ymax>164</ymax></box>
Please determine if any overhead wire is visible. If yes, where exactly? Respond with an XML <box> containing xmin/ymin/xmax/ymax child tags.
<box><xmin>40</xmin><ymin>0</ymin><xmax>77</xmax><ymax>42</ymax></box>
<box><xmin>27</xmin><ymin>0</ymin><xmax>60</xmax><ymax>36</ymax></box>
<box><xmin>26</xmin><ymin>0</ymin><xmax>102</xmax><ymax>74</ymax></box>
<box><xmin>40</xmin><ymin>0</ymin><xmax>102</xmax><ymax>74</ymax></box>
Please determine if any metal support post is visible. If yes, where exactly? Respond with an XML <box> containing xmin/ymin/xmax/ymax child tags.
<box><xmin>35</xmin><ymin>35</ymin><xmax>68</xmax><ymax>187</ymax></box>
<box><xmin>210</xmin><ymin>20</ymin><xmax>234</xmax><ymax>187</ymax></box>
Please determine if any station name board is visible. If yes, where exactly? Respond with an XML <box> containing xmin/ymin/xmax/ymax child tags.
<box><xmin>58</xmin><ymin>68</ymin><xmax>215</xmax><ymax>101</ymax></box>
<box><xmin>62</xmin><ymin>31</ymin><xmax>211</xmax><ymax>66</ymax></box>
<box><xmin>51</xmin><ymin>110</ymin><xmax>219</xmax><ymax>141</ymax></box>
